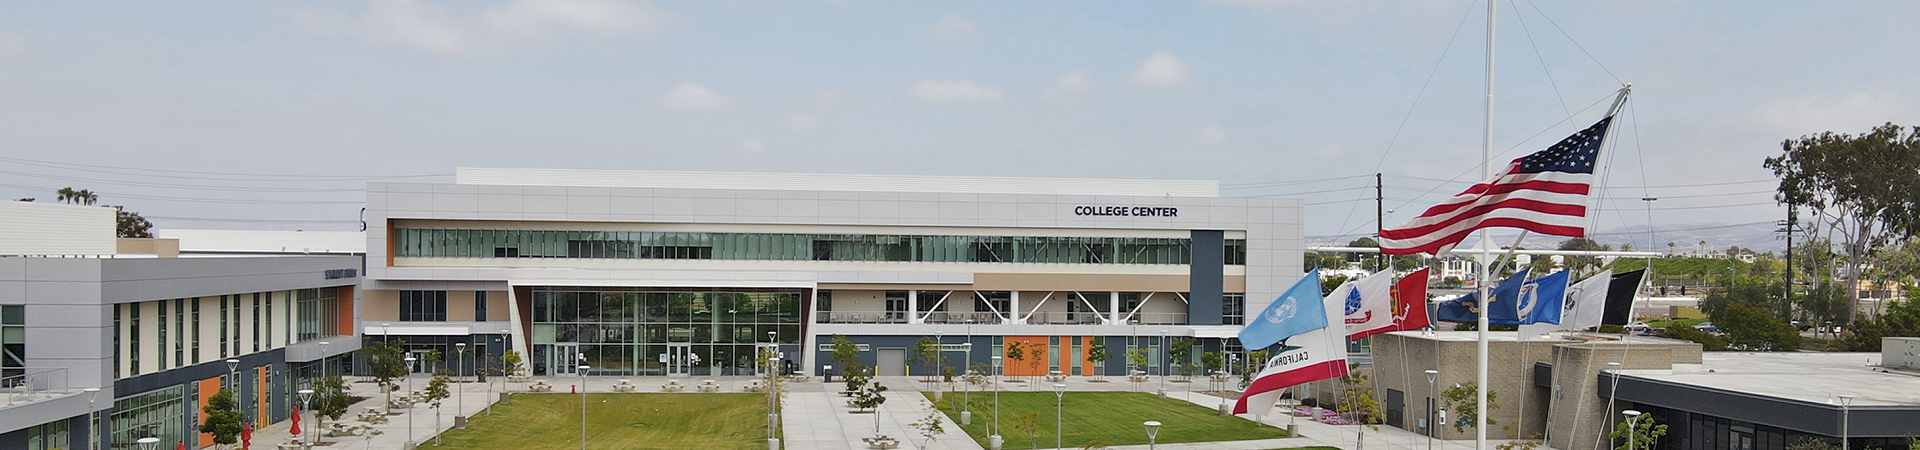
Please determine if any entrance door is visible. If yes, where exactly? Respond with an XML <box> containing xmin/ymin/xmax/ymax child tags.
<box><xmin>406</xmin><ymin>351</ymin><xmax>428</xmax><ymax>374</ymax></box>
<box><xmin>552</xmin><ymin>344</ymin><xmax>579</xmax><ymax>376</ymax></box>
<box><xmin>754</xmin><ymin>344</ymin><xmax>779</xmax><ymax>376</ymax></box>
<box><xmin>666</xmin><ymin>344</ymin><xmax>692</xmax><ymax>377</ymax></box>
<box><xmin>877</xmin><ymin>348</ymin><xmax>907</xmax><ymax>376</ymax></box>
<box><xmin>1385</xmin><ymin>389</ymin><xmax>1406</xmax><ymax>428</ymax></box>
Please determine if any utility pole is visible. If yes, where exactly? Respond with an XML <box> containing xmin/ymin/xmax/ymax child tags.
<box><xmin>1376</xmin><ymin>172</ymin><xmax>1387</xmax><ymax>271</ymax></box>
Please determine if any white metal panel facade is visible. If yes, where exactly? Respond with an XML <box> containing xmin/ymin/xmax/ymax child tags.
<box><xmin>0</xmin><ymin>201</ymin><xmax>116</xmax><ymax>256</ymax></box>
<box><xmin>456</xmin><ymin>167</ymin><xmax>1221</xmax><ymax>198</ymax></box>
<box><xmin>156</xmin><ymin>229</ymin><xmax>366</xmax><ymax>254</ymax></box>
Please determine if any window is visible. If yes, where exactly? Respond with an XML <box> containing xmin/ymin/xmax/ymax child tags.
<box><xmin>475</xmin><ymin>291</ymin><xmax>488</xmax><ymax>322</ymax></box>
<box><xmin>231</xmin><ymin>295</ymin><xmax>241</xmax><ymax>357</ymax></box>
<box><xmin>174</xmin><ymin>299</ymin><xmax>184</xmax><ymax>368</ymax></box>
<box><xmin>1225</xmin><ymin>239</ymin><xmax>1248</xmax><ymax>265</ymax></box>
<box><xmin>112</xmin><ymin>305</ymin><xmax>120</xmax><ymax>378</ymax></box>
<box><xmin>883</xmin><ymin>291</ymin><xmax>908</xmax><ymax>322</ymax></box>
<box><xmin>3</xmin><ymin>305</ymin><xmax>24</xmax><ymax>379</ymax></box>
<box><xmin>220</xmin><ymin>296</ymin><xmax>229</xmax><ymax>358</ymax></box>
<box><xmin>129</xmin><ymin>302</ymin><xmax>140</xmax><ymax>376</ymax></box>
<box><xmin>191</xmin><ymin>299</ymin><xmax>201</xmax><ymax>364</ymax></box>
<box><xmin>263</xmin><ymin>294</ymin><xmax>273</xmax><ymax>348</ymax></box>
<box><xmin>978</xmin><ymin>292</ymin><xmax>1011</xmax><ymax>318</ymax></box>
<box><xmin>25</xmin><ymin>419</ymin><xmax>69</xmax><ymax>450</ymax></box>
<box><xmin>1223</xmin><ymin>293</ymin><xmax>1246</xmax><ymax>325</ymax></box>
<box><xmin>111</xmin><ymin>385</ymin><xmax>186</xmax><ymax>449</ymax></box>
<box><xmin>814</xmin><ymin>291</ymin><xmax>832</xmax><ymax>312</ymax></box>
<box><xmin>296</xmin><ymin>288</ymin><xmax>341</xmax><ymax>343</ymax></box>
<box><xmin>395</xmin><ymin>228</ymin><xmax>1209</xmax><ymax>265</ymax></box>
<box><xmin>253</xmin><ymin>293</ymin><xmax>262</xmax><ymax>352</ymax></box>
<box><xmin>400</xmin><ymin>291</ymin><xmax>449</xmax><ymax>322</ymax></box>
<box><xmin>156</xmin><ymin>300</ymin><xmax>167</xmax><ymax>369</ymax></box>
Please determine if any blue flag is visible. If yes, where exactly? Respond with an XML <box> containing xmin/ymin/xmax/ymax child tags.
<box><xmin>1517</xmin><ymin>270</ymin><xmax>1570</xmax><ymax>325</ymax></box>
<box><xmin>1436</xmin><ymin>269</ymin><xmax>1531</xmax><ymax>324</ymax></box>
<box><xmin>1238</xmin><ymin>269</ymin><xmax>1329</xmax><ymax>351</ymax></box>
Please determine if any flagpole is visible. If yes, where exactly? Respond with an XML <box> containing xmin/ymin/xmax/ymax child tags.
<box><xmin>1477</xmin><ymin>2</ymin><xmax>1497</xmax><ymax>450</ymax></box>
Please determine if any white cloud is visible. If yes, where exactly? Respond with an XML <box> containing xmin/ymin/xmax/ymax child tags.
<box><xmin>910</xmin><ymin>80</ymin><xmax>1005</xmax><ymax>104</ymax></box>
<box><xmin>1203</xmin><ymin>0</ymin><xmax>1388</xmax><ymax>25</ymax></box>
<box><xmin>294</xmin><ymin>0</ymin><xmax>681</xmax><ymax>56</ymax></box>
<box><xmin>1043</xmin><ymin>69</ymin><xmax>1097</xmax><ymax>101</ymax></box>
<box><xmin>927</xmin><ymin>14</ymin><xmax>979</xmax><ymax>43</ymax></box>
<box><xmin>657</xmin><ymin>83</ymin><xmax>735</xmax><ymax>113</ymax></box>
<box><xmin>0</xmin><ymin>32</ymin><xmax>26</xmax><ymax>57</ymax></box>
<box><xmin>1195</xmin><ymin>123</ymin><xmax>1229</xmax><ymax>147</ymax></box>
<box><xmin>1127</xmin><ymin>51</ymin><xmax>1196</xmax><ymax>89</ymax></box>
<box><xmin>740</xmin><ymin>138</ymin><xmax>770</xmax><ymax>157</ymax></box>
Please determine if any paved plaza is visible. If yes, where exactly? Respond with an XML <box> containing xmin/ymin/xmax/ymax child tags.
<box><xmin>240</xmin><ymin>374</ymin><xmax>1536</xmax><ymax>450</ymax></box>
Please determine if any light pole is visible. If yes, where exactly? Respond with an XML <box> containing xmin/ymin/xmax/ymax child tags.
<box><xmin>579</xmin><ymin>364</ymin><xmax>591</xmax><ymax>450</ymax></box>
<box><xmin>485</xmin><ymin>336</ymin><xmax>495</xmax><ymax>416</ymax></box>
<box><xmin>1425</xmin><ymin>369</ymin><xmax>1439</xmax><ymax>450</ymax></box>
<box><xmin>1143</xmin><ymin>420</ymin><xmax>1162</xmax><ymax>450</ymax></box>
<box><xmin>405</xmin><ymin>355</ymin><xmax>418</xmax><ymax>448</ymax></box>
<box><xmin>936</xmin><ymin>331</ymin><xmax>945</xmax><ymax>393</ymax></box>
<box><xmin>225</xmin><ymin>358</ymin><xmax>243</xmax><ymax>423</ymax></box>
<box><xmin>297</xmin><ymin>389</ymin><xmax>315</xmax><ymax>446</ymax></box>
<box><xmin>1158</xmin><ymin>329</ymin><xmax>1168</xmax><ymax>398</ymax></box>
<box><xmin>455</xmin><ymin>342</ymin><xmax>467</xmax><ymax>429</ymax></box>
<box><xmin>320</xmin><ymin>341</ymin><xmax>331</xmax><ymax>378</ymax></box>
<box><xmin>84</xmin><ymin>387</ymin><xmax>99</xmax><ymax>450</ymax></box>
<box><xmin>1838</xmin><ymin>394</ymin><xmax>1855</xmax><ymax>450</ymax></box>
<box><xmin>991</xmin><ymin>354</ymin><xmax>1003</xmax><ymax>450</ymax></box>
<box><xmin>1623</xmin><ymin>410</ymin><xmax>1643</xmax><ymax>450</ymax></box>
<box><xmin>136</xmin><ymin>437</ymin><xmax>159</xmax><ymax>450</ymax></box>
<box><xmin>1053</xmin><ymin>383</ymin><xmax>1066</xmax><ymax>450</ymax></box>
<box><xmin>962</xmin><ymin>339</ymin><xmax>973</xmax><ymax>426</ymax></box>
<box><xmin>767</xmin><ymin>331</ymin><xmax>779</xmax><ymax>450</ymax></box>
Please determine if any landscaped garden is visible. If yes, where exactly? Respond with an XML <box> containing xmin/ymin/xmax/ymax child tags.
<box><xmin>430</xmin><ymin>393</ymin><xmax>771</xmax><ymax>450</ymax></box>
<box><xmin>924</xmin><ymin>391</ymin><xmax>1290</xmax><ymax>449</ymax></box>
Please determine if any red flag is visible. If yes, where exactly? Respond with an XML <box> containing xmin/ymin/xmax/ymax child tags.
<box><xmin>289</xmin><ymin>406</ymin><xmax>302</xmax><ymax>436</ymax></box>
<box><xmin>1349</xmin><ymin>268</ymin><xmax>1432</xmax><ymax>340</ymax></box>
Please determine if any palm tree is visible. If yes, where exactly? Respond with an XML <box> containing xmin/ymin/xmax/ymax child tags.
<box><xmin>54</xmin><ymin>187</ymin><xmax>98</xmax><ymax>205</ymax></box>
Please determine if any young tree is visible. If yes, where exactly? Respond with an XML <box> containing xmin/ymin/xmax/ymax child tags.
<box><xmin>908</xmin><ymin>407</ymin><xmax>947</xmax><ymax>448</ymax></box>
<box><xmin>424</xmin><ymin>349</ymin><xmax>446</xmax><ymax>375</ymax></box>
<box><xmin>360</xmin><ymin>340</ymin><xmax>408</xmax><ymax>409</ymax></box>
<box><xmin>1007</xmin><ymin>408</ymin><xmax>1041</xmax><ymax>450</ymax></box>
<box><xmin>1084</xmin><ymin>339</ymin><xmax>1110</xmax><ymax>381</ymax></box>
<box><xmin>912</xmin><ymin>336</ymin><xmax>944</xmax><ymax>382</ymax></box>
<box><xmin>1336</xmin><ymin>364</ymin><xmax>1382</xmax><ymax>428</ymax></box>
<box><xmin>424</xmin><ymin>374</ymin><xmax>452</xmax><ymax>445</ymax></box>
<box><xmin>313</xmin><ymin>376</ymin><xmax>353</xmax><ymax>440</ymax></box>
<box><xmin>1005</xmin><ymin>341</ymin><xmax>1028</xmax><ymax>382</ymax></box>
<box><xmin>1608</xmin><ymin>412</ymin><xmax>1669</xmax><ymax>450</ymax></box>
<box><xmin>850</xmin><ymin>369</ymin><xmax>889</xmax><ymax>414</ymax></box>
<box><xmin>499</xmin><ymin>349</ymin><xmax>525</xmax><ymax>378</ymax></box>
<box><xmin>1200</xmin><ymin>351</ymin><xmax>1224</xmax><ymax>389</ymax></box>
<box><xmin>829</xmin><ymin>334</ymin><xmax>862</xmax><ymax>378</ymax></box>
<box><xmin>1440</xmin><ymin>382</ymin><xmax>1499</xmax><ymax>433</ymax></box>
<box><xmin>1168</xmin><ymin>338</ymin><xmax>1195</xmax><ymax>380</ymax></box>
<box><xmin>199</xmin><ymin>390</ymin><xmax>245</xmax><ymax>449</ymax></box>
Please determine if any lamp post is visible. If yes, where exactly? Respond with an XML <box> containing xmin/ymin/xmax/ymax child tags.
<box><xmin>1053</xmin><ymin>383</ymin><xmax>1066</xmax><ymax>450</ymax></box>
<box><xmin>225</xmin><ymin>358</ymin><xmax>243</xmax><ymax>423</ymax></box>
<box><xmin>579</xmin><ymin>364</ymin><xmax>591</xmax><ymax>450</ymax></box>
<box><xmin>455</xmin><ymin>342</ymin><xmax>467</xmax><ymax>429</ymax></box>
<box><xmin>767</xmin><ymin>331</ymin><xmax>779</xmax><ymax>450</ymax></box>
<box><xmin>1623</xmin><ymin>410</ymin><xmax>1643</xmax><ymax>450</ymax></box>
<box><xmin>320</xmin><ymin>341</ymin><xmax>331</xmax><ymax>378</ymax></box>
<box><xmin>962</xmin><ymin>340</ymin><xmax>973</xmax><ymax>426</ymax></box>
<box><xmin>136</xmin><ymin>437</ymin><xmax>159</xmax><ymax>450</ymax></box>
<box><xmin>297</xmin><ymin>389</ymin><xmax>315</xmax><ymax>446</ymax></box>
<box><xmin>1425</xmin><ymin>369</ymin><xmax>1439</xmax><ymax>450</ymax></box>
<box><xmin>84</xmin><ymin>387</ymin><xmax>99</xmax><ymax>450</ymax></box>
<box><xmin>990</xmin><ymin>354</ymin><xmax>1003</xmax><ymax>450</ymax></box>
<box><xmin>1158</xmin><ymin>329</ymin><xmax>1168</xmax><ymax>398</ymax></box>
<box><xmin>1838</xmin><ymin>394</ymin><xmax>1855</xmax><ymax>450</ymax></box>
<box><xmin>405</xmin><ymin>355</ymin><xmax>417</xmax><ymax>448</ymax></box>
<box><xmin>1143</xmin><ymin>420</ymin><xmax>1162</xmax><ymax>450</ymax></box>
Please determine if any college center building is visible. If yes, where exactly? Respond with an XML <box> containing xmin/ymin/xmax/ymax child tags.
<box><xmin>362</xmin><ymin>168</ymin><xmax>1302</xmax><ymax>380</ymax></box>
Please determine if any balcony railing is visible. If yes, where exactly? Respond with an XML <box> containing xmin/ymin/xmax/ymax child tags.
<box><xmin>2</xmin><ymin>367</ymin><xmax>72</xmax><ymax>407</ymax></box>
<box><xmin>813</xmin><ymin>311</ymin><xmax>1188</xmax><ymax>325</ymax></box>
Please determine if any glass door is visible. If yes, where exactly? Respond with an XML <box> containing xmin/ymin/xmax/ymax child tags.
<box><xmin>552</xmin><ymin>344</ymin><xmax>579</xmax><ymax>376</ymax></box>
<box><xmin>754</xmin><ymin>344</ymin><xmax>779</xmax><ymax>376</ymax></box>
<box><xmin>667</xmin><ymin>344</ymin><xmax>692</xmax><ymax>377</ymax></box>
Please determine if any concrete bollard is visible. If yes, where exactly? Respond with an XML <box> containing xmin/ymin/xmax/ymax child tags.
<box><xmin>961</xmin><ymin>410</ymin><xmax>971</xmax><ymax>425</ymax></box>
<box><xmin>989</xmin><ymin>435</ymin><xmax>1003</xmax><ymax>450</ymax></box>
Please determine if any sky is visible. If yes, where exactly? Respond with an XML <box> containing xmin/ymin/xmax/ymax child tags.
<box><xmin>1</xmin><ymin>0</ymin><xmax>1915</xmax><ymax>249</ymax></box>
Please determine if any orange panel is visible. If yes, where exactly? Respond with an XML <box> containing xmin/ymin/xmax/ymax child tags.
<box><xmin>1002</xmin><ymin>336</ymin><xmax>1051</xmax><ymax>377</ymax></box>
<box><xmin>335</xmin><ymin>286</ymin><xmax>355</xmax><ymax>336</ymax></box>
<box><xmin>257</xmin><ymin>367</ymin><xmax>269</xmax><ymax>426</ymax></box>
<box><xmin>198</xmin><ymin>378</ymin><xmax>220</xmax><ymax>447</ymax></box>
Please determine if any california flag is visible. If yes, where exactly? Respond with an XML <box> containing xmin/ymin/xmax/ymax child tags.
<box><xmin>1232</xmin><ymin>276</ymin><xmax>1352</xmax><ymax>415</ymax></box>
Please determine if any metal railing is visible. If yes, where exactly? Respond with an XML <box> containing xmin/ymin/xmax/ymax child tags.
<box><xmin>2</xmin><ymin>367</ymin><xmax>72</xmax><ymax>407</ymax></box>
<box><xmin>813</xmin><ymin>311</ymin><xmax>1188</xmax><ymax>325</ymax></box>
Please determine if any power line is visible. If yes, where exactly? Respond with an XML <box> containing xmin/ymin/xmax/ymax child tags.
<box><xmin>0</xmin><ymin>182</ymin><xmax>361</xmax><ymax>205</ymax></box>
<box><xmin>0</xmin><ymin>155</ymin><xmax>450</xmax><ymax>181</ymax></box>
<box><xmin>0</xmin><ymin>168</ymin><xmax>366</xmax><ymax>193</ymax></box>
<box><xmin>1220</xmin><ymin>174</ymin><xmax>1374</xmax><ymax>189</ymax></box>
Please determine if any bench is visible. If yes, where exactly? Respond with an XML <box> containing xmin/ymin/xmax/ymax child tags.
<box><xmin>862</xmin><ymin>435</ymin><xmax>900</xmax><ymax>449</ymax></box>
<box><xmin>276</xmin><ymin>436</ymin><xmax>310</xmax><ymax>450</ymax></box>
<box><xmin>1045</xmin><ymin>371</ymin><xmax>1067</xmax><ymax>382</ymax></box>
<box><xmin>1128</xmin><ymin>370</ymin><xmax>1150</xmax><ymax>383</ymax></box>
<box><xmin>661</xmin><ymin>380</ymin><xmax>686</xmax><ymax>392</ymax></box>
<box><xmin>697</xmin><ymin>380</ymin><xmax>720</xmax><ymax>393</ymax></box>
<box><xmin>743</xmin><ymin>380</ymin><xmax>768</xmax><ymax>392</ymax></box>
<box><xmin>326</xmin><ymin>423</ymin><xmax>362</xmax><ymax>437</ymax></box>
<box><xmin>528</xmin><ymin>381</ymin><xmax>553</xmax><ymax>392</ymax></box>
<box><xmin>612</xmin><ymin>379</ymin><xmax>637</xmax><ymax>392</ymax></box>
<box><xmin>506</xmin><ymin>374</ymin><xmax>532</xmax><ymax>383</ymax></box>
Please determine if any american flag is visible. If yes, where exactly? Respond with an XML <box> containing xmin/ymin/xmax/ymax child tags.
<box><xmin>1381</xmin><ymin>117</ymin><xmax>1612</xmax><ymax>255</ymax></box>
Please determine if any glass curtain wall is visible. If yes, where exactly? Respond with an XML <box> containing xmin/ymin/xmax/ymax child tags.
<box><xmin>528</xmin><ymin>288</ymin><xmax>802</xmax><ymax>377</ymax></box>
<box><xmin>295</xmin><ymin>288</ymin><xmax>340</xmax><ymax>343</ymax></box>
<box><xmin>393</xmin><ymin>229</ymin><xmax>1245</xmax><ymax>265</ymax></box>
<box><xmin>111</xmin><ymin>386</ymin><xmax>187</xmax><ymax>450</ymax></box>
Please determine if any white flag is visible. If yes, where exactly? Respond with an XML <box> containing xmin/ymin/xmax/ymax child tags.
<box><xmin>1344</xmin><ymin>270</ymin><xmax>1398</xmax><ymax>337</ymax></box>
<box><xmin>1519</xmin><ymin>270</ymin><xmax>1611</xmax><ymax>339</ymax></box>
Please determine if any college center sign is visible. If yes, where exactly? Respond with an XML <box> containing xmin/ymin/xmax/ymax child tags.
<box><xmin>1072</xmin><ymin>205</ymin><xmax>1179</xmax><ymax>217</ymax></box>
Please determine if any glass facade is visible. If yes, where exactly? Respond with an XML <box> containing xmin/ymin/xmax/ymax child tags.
<box><xmin>111</xmin><ymin>385</ymin><xmax>187</xmax><ymax>450</ymax></box>
<box><xmin>528</xmin><ymin>288</ymin><xmax>802</xmax><ymax>377</ymax></box>
<box><xmin>395</xmin><ymin>228</ymin><xmax>1249</xmax><ymax>266</ymax></box>
<box><xmin>399</xmin><ymin>290</ymin><xmax>448</xmax><ymax>322</ymax></box>
<box><xmin>2</xmin><ymin>305</ymin><xmax>22</xmax><ymax>379</ymax></box>
<box><xmin>1222</xmin><ymin>293</ymin><xmax>1246</xmax><ymax>325</ymax></box>
<box><xmin>296</xmin><ymin>287</ymin><xmax>340</xmax><ymax>343</ymax></box>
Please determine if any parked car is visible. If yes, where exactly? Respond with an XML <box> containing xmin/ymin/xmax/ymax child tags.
<box><xmin>1790</xmin><ymin>320</ymin><xmax>1813</xmax><ymax>332</ymax></box>
<box><xmin>1693</xmin><ymin>322</ymin><xmax>1721</xmax><ymax>333</ymax></box>
<box><xmin>1625</xmin><ymin>321</ymin><xmax>1652</xmax><ymax>332</ymax></box>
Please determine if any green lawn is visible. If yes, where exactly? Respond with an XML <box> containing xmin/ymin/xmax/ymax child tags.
<box><xmin>923</xmin><ymin>391</ymin><xmax>1289</xmax><ymax>449</ymax></box>
<box><xmin>432</xmin><ymin>393</ymin><xmax>770</xmax><ymax>450</ymax></box>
